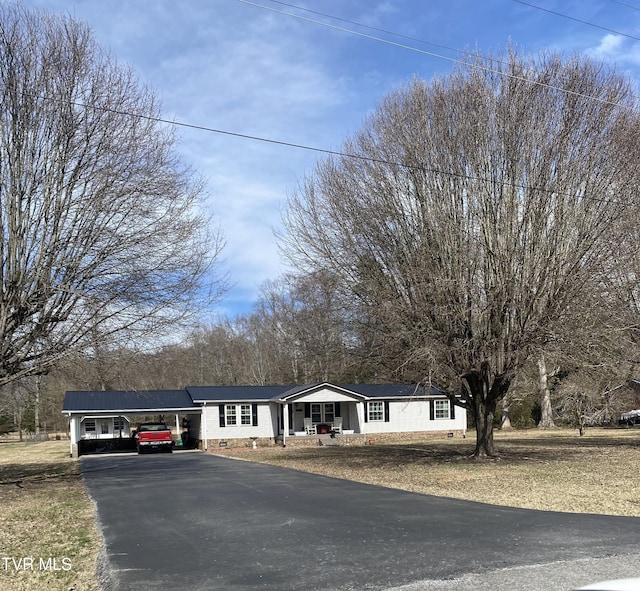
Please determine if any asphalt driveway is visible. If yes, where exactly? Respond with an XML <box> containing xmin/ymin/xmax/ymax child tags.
<box><xmin>81</xmin><ymin>451</ymin><xmax>640</xmax><ymax>591</ymax></box>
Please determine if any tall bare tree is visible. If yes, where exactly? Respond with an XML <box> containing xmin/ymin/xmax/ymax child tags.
<box><xmin>282</xmin><ymin>49</ymin><xmax>640</xmax><ymax>457</ymax></box>
<box><xmin>0</xmin><ymin>5</ymin><xmax>224</xmax><ymax>386</ymax></box>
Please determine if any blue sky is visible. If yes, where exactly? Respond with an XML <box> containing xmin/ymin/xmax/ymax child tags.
<box><xmin>20</xmin><ymin>0</ymin><xmax>640</xmax><ymax>318</ymax></box>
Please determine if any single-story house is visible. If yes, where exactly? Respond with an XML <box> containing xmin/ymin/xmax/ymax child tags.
<box><xmin>63</xmin><ymin>382</ymin><xmax>467</xmax><ymax>456</ymax></box>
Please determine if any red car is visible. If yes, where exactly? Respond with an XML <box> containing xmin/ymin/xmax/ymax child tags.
<box><xmin>134</xmin><ymin>423</ymin><xmax>173</xmax><ymax>454</ymax></box>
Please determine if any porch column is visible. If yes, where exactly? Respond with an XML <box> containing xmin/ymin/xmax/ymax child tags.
<box><xmin>356</xmin><ymin>402</ymin><xmax>366</xmax><ymax>434</ymax></box>
<box><xmin>69</xmin><ymin>415</ymin><xmax>79</xmax><ymax>458</ymax></box>
<box><xmin>282</xmin><ymin>403</ymin><xmax>289</xmax><ymax>447</ymax></box>
<box><xmin>202</xmin><ymin>402</ymin><xmax>208</xmax><ymax>451</ymax></box>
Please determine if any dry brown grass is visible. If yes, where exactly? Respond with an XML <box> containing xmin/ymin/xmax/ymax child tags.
<box><xmin>216</xmin><ymin>427</ymin><xmax>640</xmax><ymax>516</ymax></box>
<box><xmin>0</xmin><ymin>440</ymin><xmax>101</xmax><ymax>591</ymax></box>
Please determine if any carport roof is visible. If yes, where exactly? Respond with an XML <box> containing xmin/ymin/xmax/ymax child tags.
<box><xmin>63</xmin><ymin>389</ymin><xmax>198</xmax><ymax>413</ymax></box>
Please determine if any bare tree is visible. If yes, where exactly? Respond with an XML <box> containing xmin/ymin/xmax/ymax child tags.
<box><xmin>250</xmin><ymin>272</ymin><xmax>357</xmax><ymax>384</ymax></box>
<box><xmin>281</xmin><ymin>48</ymin><xmax>640</xmax><ymax>457</ymax></box>
<box><xmin>537</xmin><ymin>355</ymin><xmax>558</xmax><ymax>428</ymax></box>
<box><xmin>0</xmin><ymin>5</ymin><xmax>224</xmax><ymax>386</ymax></box>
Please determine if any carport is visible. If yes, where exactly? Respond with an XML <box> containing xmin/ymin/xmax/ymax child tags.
<box><xmin>62</xmin><ymin>389</ymin><xmax>200</xmax><ymax>457</ymax></box>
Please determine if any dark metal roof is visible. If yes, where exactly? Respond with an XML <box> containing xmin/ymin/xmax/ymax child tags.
<box><xmin>343</xmin><ymin>383</ymin><xmax>448</xmax><ymax>398</ymax></box>
<box><xmin>189</xmin><ymin>383</ymin><xmax>448</xmax><ymax>402</ymax></box>
<box><xmin>186</xmin><ymin>385</ymin><xmax>292</xmax><ymax>402</ymax></box>
<box><xmin>63</xmin><ymin>383</ymin><xmax>451</xmax><ymax>413</ymax></box>
<box><xmin>63</xmin><ymin>390</ymin><xmax>197</xmax><ymax>413</ymax></box>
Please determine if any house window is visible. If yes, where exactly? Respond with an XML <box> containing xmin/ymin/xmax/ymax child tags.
<box><xmin>311</xmin><ymin>403</ymin><xmax>322</xmax><ymax>423</ymax></box>
<box><xmin>310</xmin><ymin>403</ymin><xmax>335</xmax><ymax>424</ymax></box>
<box><xmin>368</xmin><ymin>401</ymin><xmax>384</xmax><ymax>421</ymax></box>
<box><xmin>84</xmin><ymin>420</ymin><xmax>96</xmax><ymax>432</ymax></box>
<box><xmin>113</xmin><ymin>418</ymin><xmax>125</xmax><ymax>432</ymax></box>
<box><xmin>240</xmin><ymin>404</ymin><xmax>252</xmax><ymax>425</ymax></box>
<box><xmin>221</xmin><ymin>404</ymin><xmax>258</xmax><ymax>427</ymax></box>
<box><xmin>225</xmin><ymin>405</ymin><xmax>237</xmax><ymax>425</ymax></box>
<box><xmin>323</xmin><ymin>403</ymin><xmax>335</xmax><ymax>424</ymax></box>
<box><xmin>434</xmin><ymin>399</ymin><xmax>450</xmax><ymax>419</ymax></box>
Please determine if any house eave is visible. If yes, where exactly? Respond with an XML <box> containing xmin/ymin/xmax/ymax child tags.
<box><xmin>63</xmin><ymin>406</ymin><xmax>200</xmax><ymax>415</ymax></box>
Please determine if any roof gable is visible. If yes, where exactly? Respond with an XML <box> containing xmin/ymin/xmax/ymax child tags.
<box><xmin>278</xmin><ymin>383</ymin><xmax>368</xmax><ymax>402</ymax></box>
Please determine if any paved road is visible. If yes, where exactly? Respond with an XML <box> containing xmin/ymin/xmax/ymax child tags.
<box><xmin>81</xmin><ymin>451</ymin><xmax>640</xmax><ymax>591</ymax></box>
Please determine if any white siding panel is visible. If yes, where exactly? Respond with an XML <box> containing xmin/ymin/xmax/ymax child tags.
<box><xmin>364</xmin><ymin>400</ymin><xmax>467</xmax><ymax>434</ymax></box>
<box><xmin>204</xmin><ymin>403</ymin><xmax>275</xmax><ymax>440</ymax></box>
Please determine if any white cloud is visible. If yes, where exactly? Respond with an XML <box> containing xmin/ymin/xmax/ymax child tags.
<box><xmin>592</xmin><ymin>33</ymin><xmax>625</xmax><ymax>56</ymax></box>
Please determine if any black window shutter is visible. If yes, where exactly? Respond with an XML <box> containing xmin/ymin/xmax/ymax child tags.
<box><xmin>304</xmin><ymin>403</ymin><xmax>311</xmax><ymax>418</ymax></box>
<box><xmin>364</xmin><ymin>402</ymin><xmax>368</xmax><ymax>422</ymax></box>
<box><xmin>252</xmin><ymin>403</ymin><xmax>258</xmax><ymax>426</ymax></box>
<box><xmin>450</xmin><ymin>401</ymin><xmax>455</xmax><ymax>420</ymax></box>
<box><xmin>288</xmin><ymin>407</ymin><xmax>293</xmax><ymax>429</ymax></box>
<box><xmin>384</xmin><ymin>401</ymin><xmax>390</xmax><ymax>422</ymax></box>
<box><xmin>335</xmin><ymin>402</ymin><xmax>341</xmax><ymax>417</ymax></box>
<box><xmin>429</xmin><ymin>400</ymin><xmax>435</xmax><ymax>421</ymax></box>
<box><xmin>219</xmin><ymin>405</ymin><xmax>226</xmax><ymax>427</ymax></box>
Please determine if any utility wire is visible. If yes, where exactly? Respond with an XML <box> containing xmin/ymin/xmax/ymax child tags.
<box><xmin>14</xmin><ymin>1</ymin><xmax>630</xmax><ymax>207</ymax></box>
<box><xmin>264</xmin><ymin>0</ymin><xmax>475</xmax><ymax>61</ymax></box>
<box><xmin>237</xmin><ymin>0</ymin><xmax>636</xmax><ymax>110</ymax></box>
<box><xmin>513</xmin><ymin>0</ymin><xmax>640</xmax><ymax>42</ymax></box>
<box><xmin>610</xmin><ymin>0</ymin><xmax>640</xmax><ymax>11</ymax></box>
<box><xmin>236</xmin><ymin>0</ymin><xmax>470</xmax><ymax>69</ymax></box>
<box><xmin>68</xmin><ymin>100</ymin><xmax>629</xmax><ymax>206</ymax></box>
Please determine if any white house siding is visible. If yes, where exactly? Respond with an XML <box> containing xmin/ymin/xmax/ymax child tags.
<box><xmin>363</xmin><ymin>400</ymin><xmax>465</xmax><ymax>434</ymax></box>
<box><xmin>202</xmin><ymin>403</ymin><xmax>275</xmax><ymax>444</ymax></box>
<box><xmin>295</xmin><ymin>388</ymin><xmax>361</xmax><ymax>403</ymax></box>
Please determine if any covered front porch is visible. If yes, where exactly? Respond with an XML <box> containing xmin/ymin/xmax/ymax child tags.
<box><xmin>276</xmin><ymin>384</ymin><xmax>368</xmax><ymax>446</ymax></box>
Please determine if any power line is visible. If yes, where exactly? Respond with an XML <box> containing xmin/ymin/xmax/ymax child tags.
<box><xmin>513</xmin><ymin>0</ymin><xmax>640</xmax><ymax>42</ymax></box>
<box><xmin>236</xmin><ymin>0</ymin><xmax>470</xmax><ymax>69</ymax></box>
<box><xmin>610</xmin><ymin>0</ymin><xmax>640</xmax><ymax>11</ymax></box>
<box><xmin>264</xmin><ymin>0</ymin><xmax>476</xmax><ymax>61</ymax></box>
<box><xmin>11</xmin><ymin>2</ymin><xmax>629</xmax><ymax>208</ymax></box>
<box><xmin>70</xmin><ymin>101</ymin><xmax>629</xmax><ymax>207</ymax></box>
<box><xmin>236</xmin><ymin>0</ymin><xmax>636</xmax><ymax>110</ymax></box>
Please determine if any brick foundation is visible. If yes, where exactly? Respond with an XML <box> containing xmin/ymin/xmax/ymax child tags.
<box><xmin>203</xmin><ymin>430</ymin><xmax>465</xmax><ymax>450</ymax></box>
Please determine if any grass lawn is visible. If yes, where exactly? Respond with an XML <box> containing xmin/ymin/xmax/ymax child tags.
<box><xmin>0</xmin><ymin>439</ymin><xmax>100</xmax><ymax>591</ymax></box>
<box><xmin>0</xmin><ymin>428</ymin><xmax>638</xmax><ymax>591</ymax></box>
<box><xmin>216</xmin><ymin>427</ymin><xmax>640</xmax><ymax>517</ymax></box>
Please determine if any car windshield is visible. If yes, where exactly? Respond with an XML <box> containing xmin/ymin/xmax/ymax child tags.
<box><xmin>138</xmin><ymin>424</ymin><xmax>167</xmax><ymax>432</ymax></box>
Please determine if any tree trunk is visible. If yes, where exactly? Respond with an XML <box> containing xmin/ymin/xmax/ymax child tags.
<box><xmin>465</xmin><ymin>363</ymin><xmax>510</xmax><ymax>458</ymax></box>
<box><xmin>537</xmin><ymin>355</ymin><xmax>556</xmax><ymax>428</ymax></box>
<box><xmin>499</xmin><ymin>397</ymin><xmax>512</xmax><ymax>430</ymax></box>
<box><xmin>473</xmin><ymin>397</ymin><xmax>497</xmax><ymax>457</ymax></box>
<box><xmin>34</xmin><ymin>377</ymin><xmax>40</xmax><ymax>437</ymax></box>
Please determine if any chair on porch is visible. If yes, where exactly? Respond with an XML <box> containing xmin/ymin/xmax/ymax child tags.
<box><xmin>303</xmin><ymin>418</ymin><xmax>316</xmax><ymax>435</ymax></box>
<box><xmin>331</xmin><ymin>418</ymin><xmax>342</xmax><ymax>434</ymax></box>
